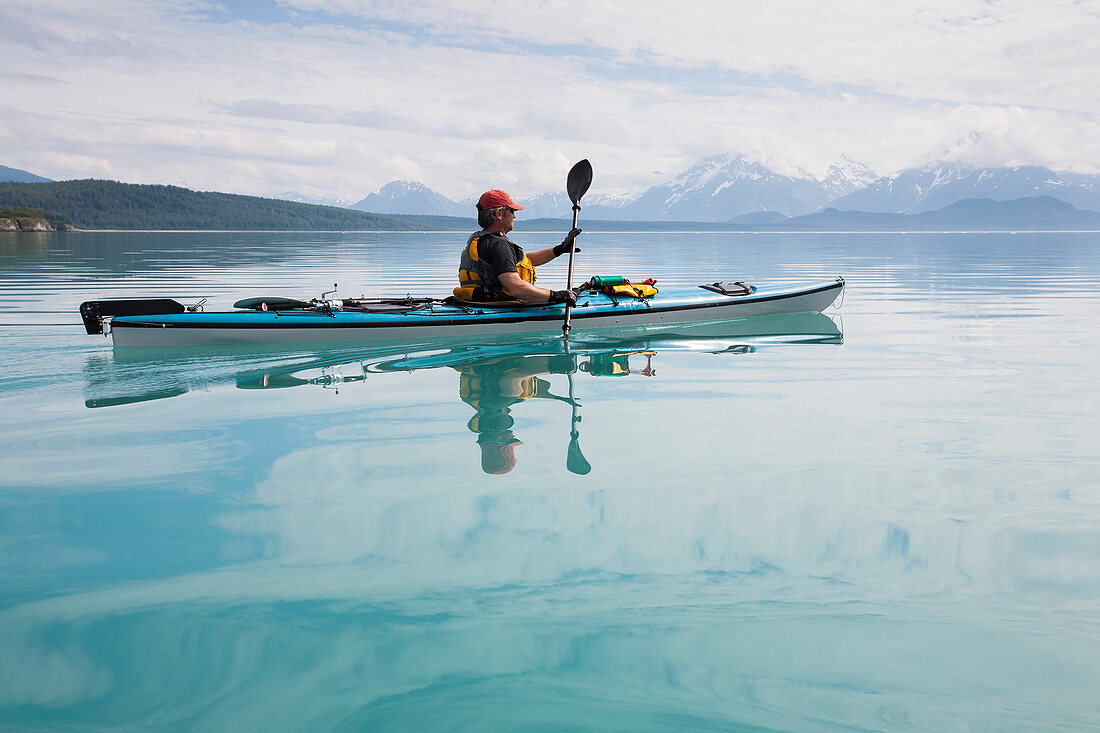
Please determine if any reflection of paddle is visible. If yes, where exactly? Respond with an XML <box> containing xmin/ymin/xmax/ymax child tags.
<box><xmin>564</xmin><ymin>349</ymin><xmax>592</xmax><ymax>475</ymax></box>
<box><xmin>562</xmin><ymin>159</ymin><xmax>593</xmax><ymax>339</ymax></box>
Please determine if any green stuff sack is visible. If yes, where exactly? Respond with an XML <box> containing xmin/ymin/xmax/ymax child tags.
<box><xmin>588</xmin><ymin>275</ymin><xmax>630</xmax><ymax>288</ymax></box>
<box><xmin>587</xmin><ymin>276</ymin><xmax>658</xmax><ymax>300</ymax></box>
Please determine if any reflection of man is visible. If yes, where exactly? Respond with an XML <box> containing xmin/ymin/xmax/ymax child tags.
<box><xmin>455</xmin><ymin>354</ymin><xmax>575</xmax><ymax>475</ymax></box>
<box><xmin>580</xmin><ymin>350</ymin><xmax>656</xmax><ymax>377</ymax></box>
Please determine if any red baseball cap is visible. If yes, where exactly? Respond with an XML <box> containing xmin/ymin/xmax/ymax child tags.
<box><xmin>478</xmin><ymin>189</ymin><xmax>524</xmax><ymax>211</ymax></box>
<box><xmin>480</xmin><ymin>438</ymin><xmax>522</xmax><ymax>475</ymax></box>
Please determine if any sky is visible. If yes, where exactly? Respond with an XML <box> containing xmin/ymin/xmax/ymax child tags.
<box><xmin>2</xmin><ymin>0</ymin><xmax>1099</xmax><ymax>203</ymax></box>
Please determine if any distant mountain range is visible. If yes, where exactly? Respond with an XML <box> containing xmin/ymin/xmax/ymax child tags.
<box><xmin>759</xmin><ymin>196</ymin><xmax>1100</xmax><ymax>231</ymax></box>
<box><xmin>353</xmin><ymin>155</ymin><xmax>878</xmax><ymax>221</ymax></box>
<box><xmin>276</xmin><ymin>190</ymin><xmax>355</xmax><ymax>208</ymax></box>
<box><xmin>5</xmin><ymin>158</ymin><xmax>1100</xmax><ymax>230</ymax></box>
<box><xmin>1</xmin><ymin>179</ymin><xmax>1097</xmax><ymax>231</ymax></box>
<box><xmin>509</xmin><ymin>196</ymin><xmax>1100</xmax><ymax>231</ymax></box>
<box><xmin>353</xmin><ymin>156</ymin><xmax>1100</xmax><ymax>224</ymax></box>
<box><xmin>829</xmin><ymin>164</ymin><xmax>1100</xmax><ymax>214</ymax></box>
<box><xmin>613</xmin><ymin>154</ymin><xmax>877</xmax><ymax>221</ymax></box>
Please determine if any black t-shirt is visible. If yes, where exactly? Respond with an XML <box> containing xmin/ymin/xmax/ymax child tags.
<box><xmin>477</xmin><ymin>231</ymin><xmax>523</xmax><ymax>277</ymax></box>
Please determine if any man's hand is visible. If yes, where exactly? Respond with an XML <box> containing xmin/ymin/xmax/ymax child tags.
<box><xmin>547</xmin><ymin>289</ymin><xmax>578</xmax><ymax>307</ymax></box>
<box><xmin>553</xmin><ymin>228</ymin><xmax>582</xmax><ymax>257</ymax></box>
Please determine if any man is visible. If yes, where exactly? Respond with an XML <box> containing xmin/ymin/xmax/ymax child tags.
<box><xmin>455</xmin><ymin>189</ymin><xmax>581</xmax><ymax>305</ymax></box>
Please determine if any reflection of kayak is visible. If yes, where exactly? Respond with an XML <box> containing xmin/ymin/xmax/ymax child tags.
<box><xmin>81</xmin><ymin>278</ymin><xmax>843</xmax><ymax>348</ymax></box>
<box><xmin>365</xmin><ymin>312</ymin><xmax>841</xmax><ymax>373</ymax></box>
<box><xmin>84</xmin><ymin>314</ymin><xmax>843</xmax><ymax>408</ymax></box>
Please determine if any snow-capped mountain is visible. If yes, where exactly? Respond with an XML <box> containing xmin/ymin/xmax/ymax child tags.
<box><xmin>1064</xmin><ymin>171</ymin><xmax>1100</xmax><ymax>195</ymax></box>
<box><xmin>821</xmin><ymin>155</ymin><xmax>878</xmax><ymax>200</ymax></box>
<box><xmin>276</xmin><ymin>191</ymin><xmax>354</xmax><ymax>208</ymax></box>
<box><xmin>509</xmin><ymin>192</ymin><xmax>570</xmax><ymax>219</ymax></box>
<box><xmin>517</xmin><ymin>191</ymin><xmax>642</xmax><ymax>219</ymax></box>
<box><xmin>352</xmin><ymin>180</ymin><xmax>467</xmax><ymax>217</ymax></box>
<box><xmin>830</xmin><ymin>164</ymin><xmax>1100</xmax><ymax>214</ymax></box>
<box><xmin>344</xmin><ymin>158</ymin><xmax>1100</xmax><ymax>224</ymax></box>
<box><xmin>616</xmin><ymin>154</ymin><xmax>837</xmax><ymax>221</ymax></box>
<box><xmin>349</xmin><ymin>156</ymin><xmax>875</xmax><ymax>222</ymax></box>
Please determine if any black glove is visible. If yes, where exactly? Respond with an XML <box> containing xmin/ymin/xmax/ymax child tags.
<box><xmin>553</xmin><ymin>228</ymin><xmax>582</xmax><ymax>257</ymax></box>
<box><xmin>548</xmin><ymin>289</ymin><xmax>578</xmax><ymax>307</ymax></box>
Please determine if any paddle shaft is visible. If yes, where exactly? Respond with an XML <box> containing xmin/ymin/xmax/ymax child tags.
<box><xmin>562</xmin><ymin>203</ymin><xmax>580</xmax><ymax>337</ymax></box>
<box><xmin>563</xmin><ymin>342</ymin><xmax>591</xmax><ymax>474</ymax></box>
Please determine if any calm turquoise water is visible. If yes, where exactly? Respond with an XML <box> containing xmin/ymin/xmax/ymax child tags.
<box><xmin>1</xmin><ymin>230</ymin><xmax>1099</xmax><ymax>730</ymax></box>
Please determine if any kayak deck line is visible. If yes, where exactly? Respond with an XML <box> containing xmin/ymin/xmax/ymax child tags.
<box><xmin>87</xmin><ymin>278</ymin><xmax>845</xmax><ymax>347</ymax></box>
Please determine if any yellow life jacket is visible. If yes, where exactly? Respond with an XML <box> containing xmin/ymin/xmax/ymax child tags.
<box><xmin>456</xmin><ymin>230</ymin><xmax>536</xmax><ymax>301</ymax></box>
<box><xmin>458</xmin><ymin>371</ymin><xmax>541</xmax><ymax>402</ymax></box>
<box><xmin>587</xmin><ymin>276</ymin><xmax>659</xmax><ymax>300</ymax></box>
<box><xmin>605</xmin><ymin>282</ymin><xmax>658</xmax><ymax>299</ymax></box>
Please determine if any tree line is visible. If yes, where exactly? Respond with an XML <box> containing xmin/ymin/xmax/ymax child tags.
<box><xmin>0</xmin><ymin>205</ymin><xmax>73</xmax><ymax>226</ymax></box>
<box><xmin>0</xmin><ymin>180</ymin><xmax>429</xmax><ymax>230</ymax></box>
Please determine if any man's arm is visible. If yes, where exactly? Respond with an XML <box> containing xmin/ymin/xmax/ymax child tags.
<box><xmin>499</xmin><ymin>272</ymin><xmax>575</xmax><ymax>305</ymax></box>
<box><xmin>527</xmin><ymin>228</ymin><xmax>582</xmax><ymax>266</ymax></box>
<box><xmin>499</xmin><ymin>271</ymin><xmax>553</xmax><ymax>302</ymax></box>
<box><xmin>525</xmin><ymin>247</ymin><xmax>558</xmax><ymax>267</ymax></box>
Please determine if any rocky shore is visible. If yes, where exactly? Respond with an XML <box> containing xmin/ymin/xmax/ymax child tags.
<box><xmin>0</xmin><ymin>216</ymin><xmax>75</xmax><ymax>232</ymax></box>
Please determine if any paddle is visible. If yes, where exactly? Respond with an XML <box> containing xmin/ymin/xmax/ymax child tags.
<box><xmin>562</xmin><ymin>159</ymin><xmax>593</xmax><ymax>338</ymax></box>
<box><xmin>564</xmin><ymin>352</ymin><xmax>592</xmax><ymax>475</ymax></box>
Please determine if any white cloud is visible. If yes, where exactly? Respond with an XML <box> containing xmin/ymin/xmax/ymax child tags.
<box><xmin>1</xmin><ymin>0</ymin><xmax>1097</xmax><ymax>199</ymax></box>
<box><xmin>933</xmin><ymin>106</ymin><xmax>1100</xmax><ymax>173</ymax></box>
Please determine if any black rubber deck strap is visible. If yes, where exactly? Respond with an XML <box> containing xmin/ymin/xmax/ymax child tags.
<box><xmin>699</xmin><ymin>282</ymin><xmax>753</xmax><ymax>296</ymax></box>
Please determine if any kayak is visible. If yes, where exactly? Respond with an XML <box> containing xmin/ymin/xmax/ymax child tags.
<box><xmin>80</xmin><ymin>277</ymin><xmax>845</xmax><ymax>348</ymax></box>
<box><xmin>82</xmin><ymin>278</ymin><xmax>845</xmax><ymax>348</ymax></box>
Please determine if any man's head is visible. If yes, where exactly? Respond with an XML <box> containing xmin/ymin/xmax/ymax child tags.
<box><xmin>477</xmin><ymin>189</ymin><xmax>523</xmax><ymax>231</ymax></box>
<box><xmin>478</xmin><ymin>436</ymin><xmax>522</xmax><ymax>474</ymax></box>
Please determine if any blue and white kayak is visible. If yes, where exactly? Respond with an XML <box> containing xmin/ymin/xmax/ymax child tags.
<box><xmin>80</xmin><ymin>277</ymin><xmax>844</xmax><ymax>348</ymax></box>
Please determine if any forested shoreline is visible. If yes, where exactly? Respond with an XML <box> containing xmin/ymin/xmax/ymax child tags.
<box><xmin>0</xmin><ymin>180</ymin><xmax>422</xmax><ymax>231</ymax></box>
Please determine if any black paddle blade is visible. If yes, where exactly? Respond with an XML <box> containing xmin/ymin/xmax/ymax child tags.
<box><xmin>567</xmin><ymin>159</ymin><xmax>593</xmax><ymax>205</ymax></box>
<box><xmin>567</xmin><ymin>429</ymin><xmax>592</xmax><ymax>475</ymax></box>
